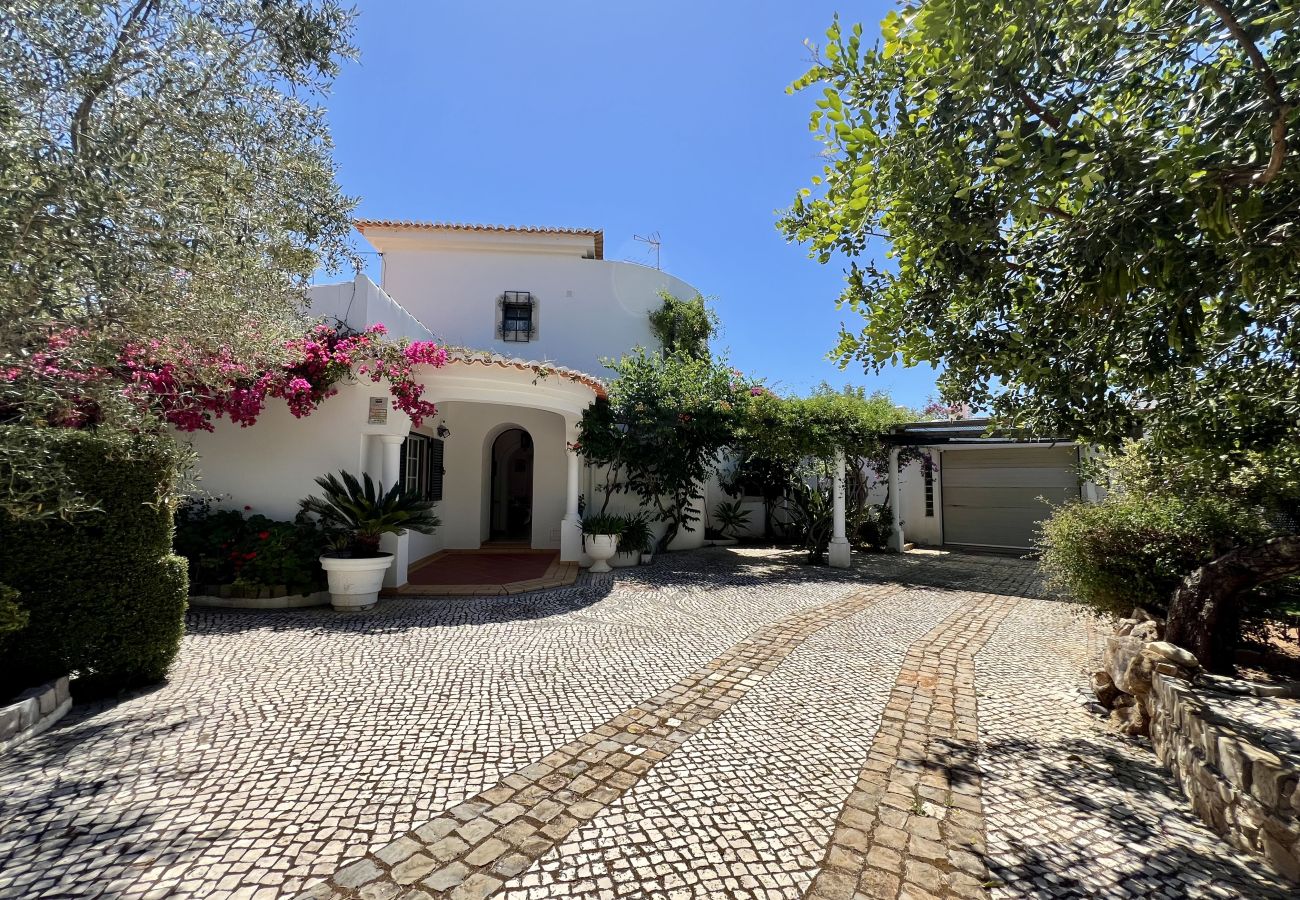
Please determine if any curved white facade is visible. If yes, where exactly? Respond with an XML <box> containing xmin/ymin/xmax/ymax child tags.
<box><xmin>361</xmin><ymin>222</ymin><xmax>700</xmax><ymax>374</ymax></box>
<box><xmin>182</xmin><ymin>221</ymin><xmax>709</xmax><ymax>587</ymax></box>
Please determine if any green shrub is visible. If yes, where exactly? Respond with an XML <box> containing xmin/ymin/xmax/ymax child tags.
<box><xmin>174</xmin><ymin>499</ymin><xmax>327</xmax><ymax>594</ymax></box>
<box><xmin>0</xmin><ymin>429</ymin><xmax>188</xmax><ymax>698</ymax></box>
<box><xmin>853</xmin><ymin>504</ymin><xmax>892</xmax><ymax>551</ymax></box>
<box><xmin>580</xmin><ymin>514</ymin><xmax>626</xmax><ymax>536</ymax></box>
<box><xmin>1037</xmin><ymin>493</ymin><xmax>1272</xmax><ymax>618</ymax></box>
<box><xmin>0</xmin><ymin>584</ymin><xmax>28</xmax><ymax>636</ymax></box>
<box><xmin>616</xmin><ymin>514</ymin><xmax>653</xmax><ymax>554</ymax></box>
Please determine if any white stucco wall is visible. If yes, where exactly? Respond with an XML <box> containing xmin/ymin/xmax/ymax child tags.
<box><xmin>898</xmin><ymin>456</ymin><xmax>941</xmax><ymax>546</ymax></box>
<box><xmin>181</xmin><ymin>379</ymin><xmax>414</xmax><ymax>521</ymax></box>
<box><xmin>378</xmin><ymin>249</ymin><xmax>699</xmax><ymax>375</ymax></box>
<box><xmin>307</xmin><ymin>274</ymin><xmax>434</xmax><ymax>341</ymax></box>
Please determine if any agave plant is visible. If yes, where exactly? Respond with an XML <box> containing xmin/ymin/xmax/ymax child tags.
<box><xmin>299</xmin><ymin>470</ymin><xmax>440</xmax><ymax>557</ymax></box>
<box><xmin>712</xmin><ymin>499</ymin><xmax>752</xmax><ymax>539</ymax></box>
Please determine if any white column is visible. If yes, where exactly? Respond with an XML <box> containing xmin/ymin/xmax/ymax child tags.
<box><xmin>560</xmin><ymin>423</ymin><xmax>585</xmax><ymax>564</ymax></box>
<box><xmin>378</xmin><ymin>434</ymin><xmax>405</xmax><ymax>492</ymax></box>
<box><xmin>377</xmin><ymin>434</ymin><xmax>408</xmax><ymax>587</ymax></box>
<box><xmin>887</xmin><ymin>446</ymin><xmax>905</xmax><ymax>552</ymax></box>
<box><xmin>829</xmin><ymin>448</ymin><xmax>851</xmax><ymax>568</ymax></box>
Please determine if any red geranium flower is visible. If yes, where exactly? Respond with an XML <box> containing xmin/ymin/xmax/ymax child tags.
<box><xmin>258</xmin><ymin>531</ymin><xmax>270</xmax><ymax>540</ymax></box>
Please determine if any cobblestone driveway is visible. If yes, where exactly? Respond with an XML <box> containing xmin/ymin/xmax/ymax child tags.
<box><xmin>0</xmin><ymin>549</ymin><xmax>1291</xmax><ymax>899</ymax></box>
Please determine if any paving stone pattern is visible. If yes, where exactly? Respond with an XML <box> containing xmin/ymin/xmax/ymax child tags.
<box><xmin>298</xmin><ymin>585</ymin><xmax>906</xmax><ymax>899</ymax></box>
<box><xmin>1</xmin><ymin>548</ymin><xmax>1293</xmax><ymax>899</ymax></box>
<box><xmin>805</xmin><ymin>594</ymin><xmax>1020</xmax><ymax>900</ymax></box>
<box><xmin>0</xmin><ymin>551</ymin><xmax>858</xmax><ymax>900</ymax></box>
<box><xmin>974</xmin><ymin>594</ymin><xmax>1290</xmax><ymax>899</ymax></box>
<box><xmin>501</xmin><ymin>586</ymin><xmax>969</xmax><ymax>899</ymax></box>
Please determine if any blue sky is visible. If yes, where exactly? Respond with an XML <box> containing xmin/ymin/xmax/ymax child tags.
<box><xmin>323</xmin><ymin>0</ymin><xmax>937</xmax><ymax>406</ymax></box>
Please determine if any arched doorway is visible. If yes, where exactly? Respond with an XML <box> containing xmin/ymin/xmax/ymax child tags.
<box><xmin>489</xmin><ymin>428</ymin><xmax>534</xmax><ymax>541</ymax></box>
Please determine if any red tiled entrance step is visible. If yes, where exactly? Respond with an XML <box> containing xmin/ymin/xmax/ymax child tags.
<box><xmin>408</xmin><ymin>551</ymin><xmax>556</xmax><ymax>586</ymax></box>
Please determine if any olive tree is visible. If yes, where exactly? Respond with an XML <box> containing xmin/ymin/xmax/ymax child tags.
<box><xmin>782</xmin><ymin>0</ymin><xmax>1299</xmax><ymax>668</ymax></box>
<box><xmin>0</xmin><ymin>0</ymin><xmax>359</xmax><ymax>515</ymax></box>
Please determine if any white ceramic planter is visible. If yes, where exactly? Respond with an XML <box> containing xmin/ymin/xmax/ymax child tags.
<box><xmin>585</xmin><ymin>534</ymin><xmax>618</xmax><ymax>573</ymax></box>
<box><xmin>319</xmin><ymin>554</ymin><xmax>393</xmax><ymax>611</ymax></box>
<box><xmin>611</xmin><ymin>550</ymin><xmax>639</xmax><ymax>569</ymax></box>
<box><xmin>640</xmin><ymin>551</ymin><xmax>654</xmax><ymax>565</ymax></box>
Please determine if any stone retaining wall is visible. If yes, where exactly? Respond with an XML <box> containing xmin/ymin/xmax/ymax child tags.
<box><xmin>1148</xmin><ymin>673</ymin><xmax>1300</xmax><ymax>883</ymax></box>
<box><xmin>0</xmin><ymin>676</ymin><xmax>71</xmax><ymax>754</ymax></box>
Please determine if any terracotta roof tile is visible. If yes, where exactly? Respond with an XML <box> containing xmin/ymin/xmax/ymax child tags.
<box><xmin>354</xmin><ymin>219</ymin><xmax>604</xmax><ymax>260</ymax></box>
<box><xmin>441</xmin><ymin>349</ymin><xmax>607</xmax><ymax>399</ymax></box>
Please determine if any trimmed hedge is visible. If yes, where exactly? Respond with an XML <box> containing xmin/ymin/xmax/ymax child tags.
<box><xmin>0</xmin><ymin>429</ymin><xmax>188</xmax><ymax>698</ymax></box>
<box><xmin>1037</xmin><ymin>492</ymin><xmax>1273</xmax><ymax>618</ymax></box>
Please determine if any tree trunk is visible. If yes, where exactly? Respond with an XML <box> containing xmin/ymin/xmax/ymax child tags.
<box><xmin>1164</xmin><ymin>534</ymin><xmax>1300</xmax><ymax>672</ymax></box>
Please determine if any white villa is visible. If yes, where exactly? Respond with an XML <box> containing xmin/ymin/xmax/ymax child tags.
<box><xmin>185</xmin><ymin>221</ymin><xmax>709</xmax><ymax>589</ymax></box>
<box><xmin>185</xmin><ymin>219</ymin><xmax>1087</xmax><ymax>591</ymax></box>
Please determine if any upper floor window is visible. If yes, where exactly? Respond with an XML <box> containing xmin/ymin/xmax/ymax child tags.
<box><xmin>497</xmin><ymin>291</ymin><xmax>536</xmax><ymax>342</ymax></box>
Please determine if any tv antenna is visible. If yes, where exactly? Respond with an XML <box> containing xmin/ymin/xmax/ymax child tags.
<box><xmin>633</xmin><ymin>231</ymin><xmax>662</xmax><ymax>269</ymax></box>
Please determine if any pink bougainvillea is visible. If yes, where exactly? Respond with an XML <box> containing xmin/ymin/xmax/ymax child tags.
<box><xmin>5</xmin><ymin>323</ymin><xmax>448</xmax><ymax>432</ymax></box>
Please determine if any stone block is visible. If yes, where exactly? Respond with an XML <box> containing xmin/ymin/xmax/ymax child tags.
<box><xmin>1145</xmin><ymin>640</ymin><xmax>1199</xmax><ymax>670</ymax></box>
<box><xmin>1237</xmin><ymin>794</ymin><xmax>1268</xmax><ymax>831</ymax></box>
<box><xmin>1090</xmin><ymin>670</ymin><xmax>1119</xmax><ymax>707</ymax></box>
<box><xmin>15</xmin><ymin>697</ymin><xmax>38</xmax><ymax>730</ymax></box>
<box><xmin>333</xmin><ymin>859</ymin><xmax>382</xmax><ymax>889</ymax></box>
<box><xmin>1131</xmin><ymin>619</ymin><xmax>1163</xmax><ymax>642</ymax></box>
<box><xmin>1261</xmin><ymin>832</ymin><xmax>1300</xmax><ymax>883</ymax></box>
<box><xmin>1216</xmin><ymin>735</ymin><xmax>1252</xmax><ymax>790</ymax></box>
<box><xmin>1110</xmin><ymin>700</ymin><xmax>1150</xmax><ymax>737</ymax></box>
<box><xmin>390</xmin><ymin>853</ymin><xmax>436</xmax><ymax>885</ymax></box>
<box><xmin>1105</xmin><ymin>635</ymin><xmax>1147</xmax><ymax>695</ymax></box>
<box><xmin>1262</xmin><ymin>812</ymin><xmax>1300</xmax><ymax>845</ymax></box>
<box><xmin>37</xmin><ymin>684</ymin><xmax>56</xmax><ymax>715</ymax></box>
<box><xmin>1243</xmin><ymin>745</ymin><xmax>1287</xmax><ymax>809</ymax></box>
<box><xmin>0</xmin><ymin>704</ymin><xmax>19</xmax><ymax>741</ymax></box>
<box><xmin>55</xmin><ymin>676</ymin><xmax>70</xmax><ymax>705</ymax></box>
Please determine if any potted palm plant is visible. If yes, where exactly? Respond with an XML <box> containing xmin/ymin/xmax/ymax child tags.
<box><xmin>299</xmin><ymin>470</ymin><xmax>440</xmax><ymax>611</ymax></box>
<box><xmin>581</xmin><ymin>513</ymin><xmax>623</xmax><ymax>574</ymax></box>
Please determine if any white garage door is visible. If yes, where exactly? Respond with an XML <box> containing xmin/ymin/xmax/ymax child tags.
<box><xmin>942</xmin><ymin>447</ymin><xmax>1079</xmax><ymax>551</ymax></box>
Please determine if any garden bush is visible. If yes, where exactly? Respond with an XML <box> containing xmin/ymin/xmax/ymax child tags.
<box><xmin>0</xmin><ymin>429</ymin><xmax>188</xmax><ymax>698</ymax></box>
<box><xmin>0</xmin><ymin>584</ymin><xmax>27</xmax><ymax>636</ymax></box>
<box><xmin>174</xmin><ymin>499</ymin><xmax>328</xmax><ymax>594</ymax></box>
<box><xmin>1037</xmin><ymin>492</ymin><xmax>1273</xmax><ymax>618</ymax></box>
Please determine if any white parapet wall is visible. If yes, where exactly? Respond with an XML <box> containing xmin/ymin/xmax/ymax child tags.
<box><xmin>306</xmin><ymin>274</ymin><xmax>435</xmax><ymax>342</ymax></box>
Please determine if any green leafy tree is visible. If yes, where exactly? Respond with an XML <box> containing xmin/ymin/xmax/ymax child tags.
<box><xmin>728</xmin><ymin>384</ymin><xmax>910</xmax><ymax>560</ymax></box>
<box><xmin>578</xmin><ymin>351</ymin><xmax>745</xmax><ymax>552</ymax></box>
<box><xmin>647</xmin><ymin>291</ymin><xmax>718</xmax><ymax>360</ymax></box>
<box><xmin>1</xmin><ymin>0</ymin><xmax>359</xmax><ymax>513</ymax></box>
<box><xmin>783</xmin><ymin>1</ymin><xmax>1300</xmax><ymax>667</ymax></box>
